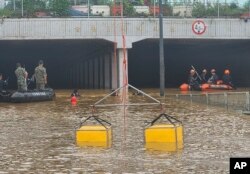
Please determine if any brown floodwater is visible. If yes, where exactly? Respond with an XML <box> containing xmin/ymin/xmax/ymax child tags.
<box><xmin>0</xmin><ymin>89</ymin><xmax>249</xmax><ymax>173</ymax></box>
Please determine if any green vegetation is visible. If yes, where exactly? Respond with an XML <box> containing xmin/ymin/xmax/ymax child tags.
<box><xmin>123</xmin><ymin>0</ymin><xmax>136</xmax><ymax>16</ymax></box>
<box><xmin>0</xmin><ymin>0</ymin><xmax>248</xmax><ymax>18</ymax></box>
<box><xmin>23</xmin><ymin>0</ymin><xmax>46</xmax><ymax>17</ymax></box>
<box><xmin>192</xmin><ymin>2</ymin><xmax>247</xmax><ymax>18</ymax></box>
<box><xmin>49</xmin><ymin>0</ymin><xmax>70</xmax><ymax>16</ymax></box>
<box><xmin>0</xmin><ymin>9</ymin><xmax>13</xmax><ymax>17</ymax></box>
<box><xmin>244</xmin><ymin>0</ymin><xmax>250</xmax><ymax>11</ymax></box>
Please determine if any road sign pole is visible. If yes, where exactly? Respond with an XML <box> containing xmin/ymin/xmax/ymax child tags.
<box><xmin>159</xmin><ymin>0</ymin><xmax>165</xmax><ymax>96</ymax></box>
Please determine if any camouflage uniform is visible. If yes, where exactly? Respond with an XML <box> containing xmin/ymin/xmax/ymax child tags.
<box><xmin>15</xmin><ymin>67</ymin><xmax>27</xmax><ymax>91</ymax></box>
<box><xmin>23</xmin><ymin>68</ymin><xmax>28</xmax><ymax>91</ymax></box>
<box><xmin>34</xmin><ymin>65</ymin><xmax>47</xmax><ymax>90</ymax></box>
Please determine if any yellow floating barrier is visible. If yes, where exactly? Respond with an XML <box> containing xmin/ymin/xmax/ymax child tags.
<box><xmin>145</xmin><ymin>142</ymin><xmax>182</xmax><ymax>152</ymax></box>
<box><xmin>76</xmin><ymin>116</ymin><xmax>112</xmax><ymax>148</ymax></box>
<box><xmin>145</xmin><ymin>114</ymin><xmax>183</xmax><ymax>151</ymax></box>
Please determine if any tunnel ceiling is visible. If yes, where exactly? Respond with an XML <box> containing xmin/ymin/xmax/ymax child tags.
<box><xmin>128</xmin><ymin>39</ymin><xmax>250</xmax><ymax>88</ymax></box>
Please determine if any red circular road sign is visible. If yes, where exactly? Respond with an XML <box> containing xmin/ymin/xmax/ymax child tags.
<box><xmin>192</xmin><ymin>20</ymin><xmax>206</xmax><ymax>35</ymax></box>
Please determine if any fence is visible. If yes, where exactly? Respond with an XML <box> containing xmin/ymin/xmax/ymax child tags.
<box><xmin>168</xmin><ymin>92</ymin><xmax>250</xmax><ymax>111</ymax></box>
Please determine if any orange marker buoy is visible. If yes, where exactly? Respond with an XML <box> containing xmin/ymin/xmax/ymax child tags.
<box><xmin>180</xmin><ymin>83</ymin><xmax>189</xmax><ymax>91</ymax></box>
<box><xmin>71</xmin><ymin>96</ymin><xmax>77</xmax><ymax>105</ymax></box>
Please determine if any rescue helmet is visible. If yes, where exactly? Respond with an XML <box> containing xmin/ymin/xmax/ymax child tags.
<box><xmin>224</xmin><ymin>69</ymin><xmax>230</xmax><ymax>75</ymax></box>
<box><xmin>211</xmin><ymin>69</ymin><xmax>216</xmax><ymax>73</ymax></box>
<box><xmin>190</xmin><ymin>69</ymin><xmax>195</xmax><ymax>74</ymax></box>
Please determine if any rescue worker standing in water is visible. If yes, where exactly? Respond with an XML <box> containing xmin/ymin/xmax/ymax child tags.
<box><xmin>188</xmin><ymin>69</ymin><xmax>200</xmax><ymax>91</ymax></box>
<box><xmin>15</xmin><ymin>63</ymin><xmax>27</xmax><ymax>91</ymax></box>
<box><xmin>207</xmin><ymin>69</ymin><xmax>219</xmax><ymax>84</ymax></box>
<box><xmin>222</xmin><ymin>69</ymin><xmax>236</xmax><ymax>89</ymax></box>
<box><xmin>34</xmin><ymin>60</ymin><xmax>47</xmax><ymax>90</ymax></box>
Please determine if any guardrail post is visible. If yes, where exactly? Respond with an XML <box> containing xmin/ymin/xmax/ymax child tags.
<box><xmin>224</xmin><ymin>92</ymin><xmax>228</xmax><ymax>110</ymax></box>
<box><xmin>246</xmin><ymin>92</ymin><xmax>250</xmax><ymax>111</ymax></box>
<box><xmin>206</xmin><ymin>93</ymin><xmax>209</xmax><ymax>105</ymax></box>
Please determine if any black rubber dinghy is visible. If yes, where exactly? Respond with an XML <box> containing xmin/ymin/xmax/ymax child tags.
<box><xmin>0</xmin><ymin>88</ymin><xmax>55</xmax><ymax>103</ymax></box>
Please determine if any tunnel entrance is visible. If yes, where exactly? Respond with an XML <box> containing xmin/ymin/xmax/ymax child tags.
<box><xmin>0</xmin><ymin>39</ymin><xmax>113</xmax><ymax>89</ymax></box>
<box><xmin>1</xmin><ymin>39</ymin><xmax>249</xmax><ymax>90</ymax></box>
<box><xmin>128</xmin><ymin>39</ymin><xmax>250</xmax><ymax>88</ymax></box>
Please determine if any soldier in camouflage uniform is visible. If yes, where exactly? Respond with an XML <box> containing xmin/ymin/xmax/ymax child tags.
<box><xmin>22</xmin><ymin>64</ymin><xmax>28</xmax><ymax>91</ymax></box>
<box><xmin>34</xmin><ymin>60</ymin><xmax>47</xmax><ymax>90</ymax></box>
<box><xmin>15</xmin><ymin>63</ymin><xmax>27</xmax><ymax>91</ymax></box>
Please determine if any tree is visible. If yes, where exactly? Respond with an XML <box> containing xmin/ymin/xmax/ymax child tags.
<box><xmin>123</xmin><ymin>0</ymin><xmax>135</xmax><ymax>16</ymax></box>
<box><xmin>23</xmin><ymin>0</ymin><xmax>46</xmax><ymax>17</ymax></box>
<box><xmin>192</xmin><ymin>2</ymin><xmax>206</xmax><ymax>17</ymax></box>
<box><xmin>244</xmin><ymin>0</ymin><xmax>250</xmax><ymax>11</ymax></box>
<box><xmin>0</xmin><ymin>9</ymin><xmax>13</xmax><ymax>17</ymax></box>
<box><xmin>49</xmin><ymin>0</ymin><xmax>70</xmax><ymax>16</ymax></box>
<box><xmin>4</xmin><ymin>0</ymin><xmax>46</xmax><ymax>17</ymax></box>
<box><xmin>230</xmin><ymin>2</ymin><xmax>238</xmax><ymax>9</ymax></box>
<box><xmin>205</xmin><ymin>3</ymin><xmax>217</xmax><ymax>17</ymax></box>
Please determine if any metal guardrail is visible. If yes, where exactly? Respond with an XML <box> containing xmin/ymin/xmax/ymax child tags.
<box><xmin>168</xmin><ymin>91</ymin><xmax>250</xmax><ymax>111</ymax></box>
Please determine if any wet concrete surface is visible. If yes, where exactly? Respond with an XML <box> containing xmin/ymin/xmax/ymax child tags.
<box><xmin>0</xmin><ymin>89</ymin><xmax>249</xmax><ymax>173</ymax></box>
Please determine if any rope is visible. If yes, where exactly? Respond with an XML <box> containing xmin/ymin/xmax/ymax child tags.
<box><xmin>120</xmin><ymin>0</ymin><xmax>128</xmax><ymax>143</ymax></box>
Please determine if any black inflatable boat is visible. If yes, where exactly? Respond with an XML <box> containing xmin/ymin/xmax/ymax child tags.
<box><xmin>0</xmin><ymin>88</ymin><xmax>55</xmax><ymax>103</ymax></box>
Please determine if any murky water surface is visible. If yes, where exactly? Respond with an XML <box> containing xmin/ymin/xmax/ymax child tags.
<box><xmin>0</xmin><ymin>89</ymin><xmax>249</xmax><ymax>173</ymax></box>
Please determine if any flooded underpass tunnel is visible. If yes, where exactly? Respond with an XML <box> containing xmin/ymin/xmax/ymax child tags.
<box><xmin>1</xmin><ymin>39</ymin><xmax>250</xmax><ymax>173</ymax></box>
<box><xmin>0</xmin><ymin>39</ymin><xmax>114</xmax><ymax>89</ymax></box>
<box><xmin>1</xmin><ymin>39</ymin><xmax>250</xmax><ymax>89</ymax></box>
<box><xmin>128</xmin><ymin>39</ymin><xmax>250</xmax><ymax>88</ymax></box>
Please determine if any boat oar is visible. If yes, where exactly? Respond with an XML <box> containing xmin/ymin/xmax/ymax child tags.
<box><xmin>191</xmin><ymin>65</ymin><xmax>202</xmax><ymax>81</ymax></box>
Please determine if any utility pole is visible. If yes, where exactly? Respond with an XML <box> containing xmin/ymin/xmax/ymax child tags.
<box><xmin>21</xmin><ymin>0</ymin><xmax>23</xmax><ymax>17</ymax></box>
<box><xmin>87</xmin><ymin>0</ymin><xmax>89</xmax><ymax>18</ymax></box>
<box><xmin>159</xmin><ymin>0</ymin><xmax>165</xmax><ymax>96</ymax></box>
<box><xmin>249</xmin><ymin>0</ymin><xmax>250</xmax><ymax>17</ymax></box>
<box><xmin>13</xmin><ymin>0</ymin><xmax>16</xmax><ymax>11</ymax></box>
<box><xmin>217</xmin><ymin>0</ymin><xmax>220</xmax><ymax>18</ymax></box>
<box><xmin>153</xmin><ymin>0</ymin><xmax>155</xmax><ymax>18</ymax></box>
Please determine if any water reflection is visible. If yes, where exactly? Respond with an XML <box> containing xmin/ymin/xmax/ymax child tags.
<box><xmin>145</xmin><ymin>142</ymin><xmax>183</xmax><ymax>152</ymax></box>
<box><xmin>0</xmin><ymin>89</ymin><xmax>249</xmax><ymax>173</ymax></box>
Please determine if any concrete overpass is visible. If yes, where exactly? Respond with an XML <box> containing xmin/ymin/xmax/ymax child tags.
<box><xmin>0</xmin><ymin>18</ymin><xmax>249</xmax><ymax>89</ymax></box>
<box><xmin>1</xmin><ymin>18</ymin><xmax>249</xmax><ymax>45</ymax></box>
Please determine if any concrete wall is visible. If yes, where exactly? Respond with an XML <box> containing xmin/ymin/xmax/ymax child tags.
<box><xmin>0</xmin><ymin>18</ymin><xmax>249</xmax><ymax>48</ymax></box>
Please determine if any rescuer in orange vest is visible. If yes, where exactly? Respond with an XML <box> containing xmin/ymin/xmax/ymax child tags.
<box><xmin>222</xmin><ymin>69</ymin><xmax>236</xmax><ymax>89</ymax></box>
